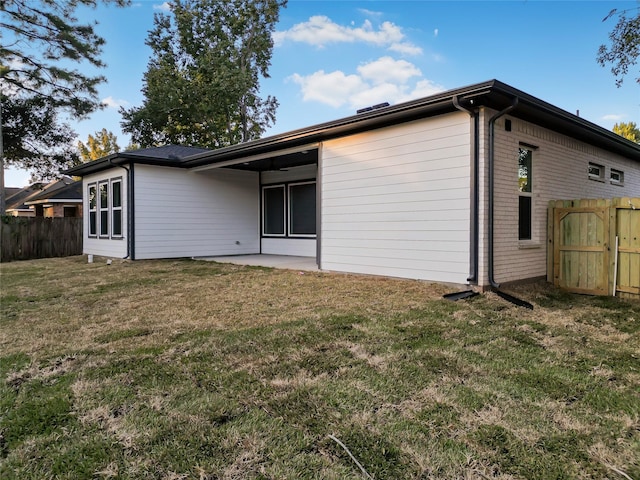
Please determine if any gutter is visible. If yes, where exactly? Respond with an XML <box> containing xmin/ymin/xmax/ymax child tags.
<box><xmin>452</xmin><ymin>95</ymin><xmax>479</xmax><ymax>285</ymax></box>
<box><xmin>488</xmin><ymin>97</ymin><xmax>519</xmax><ymax>288</ymax></box>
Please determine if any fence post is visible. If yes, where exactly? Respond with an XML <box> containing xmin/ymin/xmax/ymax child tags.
<box><xmin>547</xmin><ymin>200</ymin><xmax>555</xmax><ymax>283</ymax></box>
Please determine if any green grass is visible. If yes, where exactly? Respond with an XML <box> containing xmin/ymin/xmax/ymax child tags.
<box><xmin>0</xmin><ymin>256</ymin><xmax>638</xmax><ymax>479</ymax></box>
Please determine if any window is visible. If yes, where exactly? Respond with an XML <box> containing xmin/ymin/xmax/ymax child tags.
<box><xmin>99</xmin><ymin>182</ymin><xmax>109</xmax><ymax>237</ymax></box>
<box><xmin>588</xmin><ymin>162</ymin><xmax>604</xmax><ymax>181</ymax></box>
<box><xmin>111</xmin><ymin>179</ymin><xmax>123</xmax><ymax>237</ymax></box>
<box><xmin>610</xmin><ymin>169</ymin><xmax>624</xmax><ymax>185</ymax></box>
<box><xmin>289</xmin><ymin>182</ymin><xmax>316</xmax><ymax>236</ymax></box>
<box><xmin>263</xmin><ymin>185</ymin><xmax>286</xmax><ymax>236</ymax></box>
<box><xmin>88</xmin><ymin>184</ymin><xmax>97</xmax><ymax>236</ymax></box>
<box><xmin>518</xmin><ymin>147</ymin><xmax>533</xmax><ymax>240</ymax></box>
<box><xmin>262</xmin><ymin>181</ymin><xmax>317</xmax><ymax>238</ymax></box>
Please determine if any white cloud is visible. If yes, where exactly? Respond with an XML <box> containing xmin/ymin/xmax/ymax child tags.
<box><xmin>274</xmin><ymin>15</ymin><xmax>421</xmax><ymax>55</ymax></box>
<box><xmin>357</xmin><ymin>56</ymin><xmax>421</xmax><ymax>85</ymax></box>
<box><xmin>602</xmin><ymin>114</ymin><xmax>624</xmax><ymax>121</ymax></box>
<box><xmin>153</xmin><ymin>2</ymin><xmax>171</xmax><ymax>11</ymax></box>
<box><xmin>434</xmin><ymin>28</ymin><xmax>439</xmax><ymax>38</ymax></box>
<box><xmin>289</xmin><ymin>71</ymin><xmax>365</xmax><ymax>108</ymax></box>
<box><xmin>289</xmin><ymin>57</ymin><xmax>445</xmax><ymax>111</ymax></box>
<box><xmin>388</xmin><ymin>42</ymin><xmax>423</xmax><ymax>56</ymax></box>
<box><xmin>101</xmin><ymin>96</ymin><xmax>130</xmax><ymax>109</ymax></box>
<box><xmin>358</xmin><ymin>8</ymin><xmax>383</xmax><ymax>18</ymax></box>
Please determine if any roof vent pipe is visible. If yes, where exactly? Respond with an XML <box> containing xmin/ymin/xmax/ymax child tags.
<box><xmin>488</xmin><ymin>97</ymin><xmax>519</xmax><ymax>288</ymax></box>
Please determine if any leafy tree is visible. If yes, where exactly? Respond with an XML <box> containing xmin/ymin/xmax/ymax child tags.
<box><xmin>597</xmin><ymin>7</ymin><xmax>640</xmax><ymax>86</ymax></box>
<box><xmin>121</xmin><ymin>0</ymin><xmax>286</xmax><ymax>149</ymax></box>
<box><xmin>2</xmin><ymin>94</ymin><xmax>81</xmax><ymax>182</ymax></box>
<box><xmin>0</xmin><ymin>0</ymin><xmax>129</xmax><ymax>211</ymax></box>
<box><xmin>613</xmin><ymin>121</ymin><xmax>640</xmax><ymax>143</ymax></box>
<box><xmin>78</xmin><ymin>129</ymin><xmax>121</xmax><ymax>161</ymax></box>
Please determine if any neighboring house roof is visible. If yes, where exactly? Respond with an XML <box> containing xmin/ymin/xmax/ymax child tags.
<box><xmin>5</xmin><ymin>184</ymin><xmax>45</xmax><ymax>212</ymax></box>
<box><xmin>4</xmin><ymin>187</ymin><xmax>21</xmax><ymax>199</ymax></box>
<box><xmin>24</xmin><ymin>178</ymin><xmax>82</xmax><ymax>206</ymax></box>
<box><xmin>66</xmin><ymin>79</ymin><xmax>640</xmax><ymax>177</ymax></box>
<box><xmin>6</xmin><ymin>178</ymin><xmax>82</xmax><ymax>211</ymax></box>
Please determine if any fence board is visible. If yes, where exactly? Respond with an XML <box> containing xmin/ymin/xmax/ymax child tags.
<box><xmin>1</xmin><ymin>217</ymin><xmax>82</xmax><ymax>262</ymax></box>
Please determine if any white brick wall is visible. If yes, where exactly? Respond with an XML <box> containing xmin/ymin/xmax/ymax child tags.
<box><xmin>478</xmin><ymin>108</ymin><xmax>640</xmax><ymax>286</ymax></box>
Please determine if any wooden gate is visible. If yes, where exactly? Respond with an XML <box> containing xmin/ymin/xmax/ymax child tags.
<box><xmin>615</xmin><ymin>202</ymin><xmax>640</xmax><ymax>297</ymax></box>
<box><xmin>548</xmin><ymin>198</ymin><xmax>640</xmax><ymax>298</ymax></box>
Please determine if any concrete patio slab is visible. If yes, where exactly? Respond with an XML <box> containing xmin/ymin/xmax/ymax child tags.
<box><xmin>198</xmin><ymin>254</ymin><xmax>318</xmax><ymax>271</ymax></box>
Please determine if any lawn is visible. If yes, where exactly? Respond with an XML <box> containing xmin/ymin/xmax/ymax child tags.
<box><xmin>0</xmin><ymin>256</ymin><xmax>638</xmax><ymax>479</ymax></box>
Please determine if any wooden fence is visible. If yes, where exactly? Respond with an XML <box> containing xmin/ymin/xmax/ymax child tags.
<box><xmin>0</xmin><ymin>216</ymin><xmax>83</xmax><ymax>262</ymax></box>
<box><xmin>547</xmin><ymin>197</ymin><xmax>640</xmax><ymax>299</ymax></box>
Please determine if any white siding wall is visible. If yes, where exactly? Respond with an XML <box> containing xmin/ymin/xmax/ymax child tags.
<box><xmin>134</xmin><ymin>165</ymin><xmax>259</xmax><ymax>259</ymax></box>
<box><xmin>83</xmin><ymin>169</ymin><xmax>128</xmax><ymax>258</ymax></box>
<box><xmin>480</xmin><ymin>110</ymin><xmax>640</xmax><ymax>285</ymax></box>
<box><xmin>261</xmin><ymin>164</ymin><xmax>317</xmax><ymax>257</ymax></box>
<box><xmin>320</xmin><ymin>112</ymin><xmax>472</xmax><ymax>283</ymax></box>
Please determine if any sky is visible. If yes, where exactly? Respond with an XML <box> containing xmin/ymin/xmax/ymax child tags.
<box><xmin>5</xmin><ymin>0</ymin><xmax>639</xmax><ymax>187</ymax></box>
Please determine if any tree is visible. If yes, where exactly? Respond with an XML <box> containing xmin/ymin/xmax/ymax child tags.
<box><xmin>597</xmin><ymin>7</ymin><xmax>640</xmax><ymax>87</ymax></box>
<box><xmin>121</xmin><ymin>0</ymin><xmax>286</xmax><ymax>149</ymax></box>
<box><xmin>2</xmin><ymin>94</ymin><xmax>81</xmax><ymax>182</ymax></box>
<box><xmin>613</xmin><ymin>121</ymin><xmax>640</xmax><ymax>143</ymax></box>
<box><xmin>78</xmin><ymin>129</ymin><xmax>121</xmax><ymax>161</ymax></box>
<box><xmin>0</xmin><ymin>0</ymin><xmax>129</xmax><ymax>212</ymax></box>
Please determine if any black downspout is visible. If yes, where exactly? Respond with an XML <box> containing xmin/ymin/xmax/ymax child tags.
<box><xmin>488</xmin><ymin>98</ymin><xmax>518</xmax><ymax>288</ymax></box>
<box><xmin>452</xmin><ymin>96</ymin><xmax>479</xmax><ymax>285</ymax></box>
<box><xmin>130</xmin><ymin>162</ymin><xmax>135</xmax><ymax>260</ymax></box>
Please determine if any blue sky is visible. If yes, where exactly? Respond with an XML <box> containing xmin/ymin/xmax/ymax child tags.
<box><xmin>6</xmin><ymin>0</ymin><xmax>639</xmax><ymax>186</ymax></box>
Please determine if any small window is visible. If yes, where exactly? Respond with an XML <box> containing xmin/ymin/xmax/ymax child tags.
<box><xmin>111</xmin><ymin>179</ymin><xmax>123</xmax><ymax>237</ymax></box>
<box><xmin>88</xmin><ymin>184</ymin><xmax>97</xmax><ymax>237</ymax></box>
<box><xmin>289</xmin><ymin>182</ymin><xmax>316</xmax><ymax>236</ymax></box>
<box><xmin>99</xmin><ymin>182</ymin><xmax>109</xmax><ymax>237</ymax></box>
<box><xmin>588</xmin><ymin>162</ymin><xmax>604</xmax><ymax>181</ymax></box>
<box><xmin>263</xmin><ymin>185</ymin><xmax>285</xmax><ymax>236</ymax></box>
<box><xmin>610</xmin><ymin>169</ymin><xmax>624</xmax><ymax>185</ymax></box>
<box><xmin>518</xmin><ymin>148</ymin><xmax>533</xmax><ymax>240</ymax></box>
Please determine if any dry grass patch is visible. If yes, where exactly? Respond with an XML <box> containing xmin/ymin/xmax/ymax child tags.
<box><xmin>1</xmin><ymin>257</ymin><xmax>639</xmax><ymax>479</ymax></box>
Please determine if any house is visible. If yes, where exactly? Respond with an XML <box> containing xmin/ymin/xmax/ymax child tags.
<box><xmin>5</xmin><ymin>177</ymin><xmax>83</xmax><ymax>217</ymax></box>
<box><xmin>66</xmin><ymin>80</ymin><xmax>640</xmax><ymax>289</ymax></box>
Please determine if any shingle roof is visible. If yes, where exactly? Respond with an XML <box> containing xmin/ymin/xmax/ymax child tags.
<box><xmin>121</xmin><ymin>144</ymin><xmax>211</xmax><ymax>160</ymax></box>
<box><xmin>65</xmin><ymin>80</ymin><xmax>640</xmax><ymax>177</ymax></box>
<box><xmin>25</xmin><ymin>179</ymin><xmax>82</xmax><ymax>204</ymax></box>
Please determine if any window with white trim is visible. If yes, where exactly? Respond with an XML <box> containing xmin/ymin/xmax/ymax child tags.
<box><xmin>588</xmin><ymin>162</ymin><xmax>604</xmax><ymax>181</ymax></box>
<box><xmin>262</xmin><ymin>181</ymin><xmax>316</xmax><ymax>238</ymax></box>
<box><xmin>99</xmin><ymin>182</ymin><xmax>109</xmax><ymax>237</ymax></box>
<box><xmin>88</xmin><ymin>184</ymin><xmax>97</xmax><ymax>237</ymax></box>
<box><xmin>610</xmin><ymin>168</ymin><xmax>624</xmax><ymax>185</ymax></box>
<box><xmin>111</xmin><ymin>179</ymin><xmax>123</xmax><ymax>237</ymax></box>
<box><xmin>263</xmin><ymin>185</ymin><xmax>286</xmax><ymax>236</ymax></box>
<box><xmin>518</xmin><ymin>147</ymin><xmax>533</xmax><ymax>240</ymax></box>
<box><xmin>289</xmin><ymin>182</ymin><xmax>316</xmax><ymax>236</ymax></box>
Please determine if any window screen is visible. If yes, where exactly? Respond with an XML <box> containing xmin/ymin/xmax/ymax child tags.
<box><xmin>112</xmin><ymin>180</ymin><xmax>123</xmax><ymax>237</ymax></box>
<box><xmin>88</xmin><ymin>185</ymin><xmax>97</xmax><ymax>236</ymax></box>
<box><xmin>99</xmin><ymin>183</ymin><xmax>109</xmax><ymax>236</ymax></box>
<box><xmin>289</xmin><ymin>183</ymin><xmax>316</xmax><ymax>235</ymax></box>
<box><xmin>263</xmin><ymin>186</ymin><xmax>285</xmax><ymax>235</ymax></box>
<box><xmin>519</xmin><ymin>196</ymin><xmax>532</xmax><ymax>240</ymax></box>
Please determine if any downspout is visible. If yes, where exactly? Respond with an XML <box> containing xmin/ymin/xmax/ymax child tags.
<box><xmin>108</xmin><ymin>158</ymin><xmax>133</xmax><ymax>260</ymax></box>
<box><xmin>488</xmin><ymin>97</ymin><xmax>518</xmax><ymax>288</ymax></box>
<box><xmin>452</xmin><ymin>96</ymin><xmax>479</xmax><ymax>285</ymax></box>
